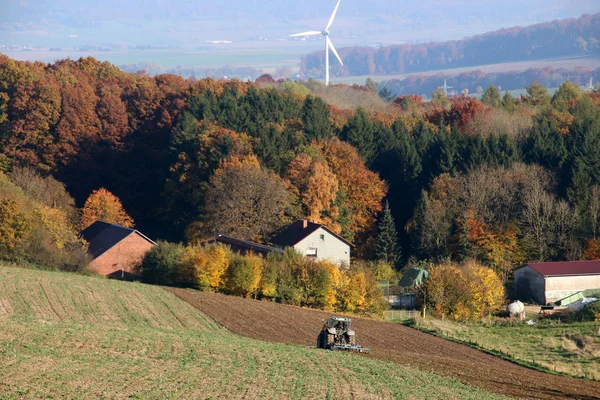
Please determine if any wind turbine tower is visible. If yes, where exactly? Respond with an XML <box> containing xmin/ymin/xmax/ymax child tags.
<box><xmin>441</xmin><ymin>79</ymin><xmax>453</xmax><ymax>96</ymax></box>
<box><xmin>290</xmin><ymin>0</ymin><xmax>343</xmax><ymax>86</ymax></box>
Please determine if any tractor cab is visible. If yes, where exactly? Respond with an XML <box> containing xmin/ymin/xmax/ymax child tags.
<box><xmin>324</xmin><ymin>317</ymin><xmax>354</xmax><ymax>337</ymax></box>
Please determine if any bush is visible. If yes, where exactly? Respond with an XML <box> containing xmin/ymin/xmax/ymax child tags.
<box><xmin>224</xmin><ymin>254</ymin><xmax>262</xmax><ymax>297</ymax></box>
<box><xmin>575</xmin><ymin>301</ymin><xmax>600</xmax><ymax>322</ymax></box>
<box><xmin>136</xmin><ymin>242</ymin><xmax>189</xmax><ymax>286</ymax></box>
<box><xmin>184</xmin><ymin>243</ymin><xmax>231</xmax><ymax>290</ymax></box>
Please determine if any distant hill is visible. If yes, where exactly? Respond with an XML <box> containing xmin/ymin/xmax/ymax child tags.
<box><xmin>301</xmin><ymin>13</ymin><xmax>600</xmax><ymax>78</ymax></box>
<box><xmin>380</xmin><ymin>67</ymin><xmax>600</xmax><ymax>97</ymax></box>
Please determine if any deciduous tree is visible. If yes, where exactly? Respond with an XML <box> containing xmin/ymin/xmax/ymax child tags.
<box><xmin>80</xmin><ymin>188</ymin><xmax>134</xmax><ymax>229</ymax></box>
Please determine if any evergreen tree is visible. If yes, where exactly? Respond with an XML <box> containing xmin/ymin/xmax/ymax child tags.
<box><xmin>301</xmin><ymin>95</ymin><xmax>332</xmax><ymax>141</ymax></box>
<box><xmin>502</xmin><ymin>91</ymin><xmax>516</xmax><ymax>113</ymax></box>
<box><xmin>481</xmin><ymin>85</ymin><xmax>501</xmax><ymax>107</ymax></box>
<box><xmin>374</xmin><ymin>201</ymin><xmax>400</xmax><ymax>266</ymax></box>
<box><xmin>525</xmin><ymin>81</ymin><xmax>551</xmax><ymax>107</ymax></box>
<box><xmin>341</xmin><ymin>107</ymin><xmax>376</xmax><ymax>164</ymax></box>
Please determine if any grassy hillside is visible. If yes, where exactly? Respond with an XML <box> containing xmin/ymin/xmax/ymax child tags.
<box><xmin>0</xmin><ymin>265</ymin><xmax>507</xmax><ymax>399</ymax></box>
<box><xmin>413</xmin><ymin>317</ymin><xmax>600</xmax><ymax>380</ymax></box>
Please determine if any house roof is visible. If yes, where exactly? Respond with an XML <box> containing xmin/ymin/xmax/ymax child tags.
<box><xmin>203</xmin><ymin>234</ymin><xmax>283</xmax><ymax>255</ymax></box>
<box><xmin>81</xmin><ymin>221</ymin><xmax>155</xmax><ymax>259</ymax></box>
<box><xmin>270</xmin><ymin>220</ymin><xmax>353</xmax><ymax>248</ymax></box>
<box><xmin>398</xmin><ymin>267</ymin><xmax>429</xmax><ymax>288</ymax></box>
<box><xmin>523</xmin><ymin>261</ymin><xmax>600</xmax><ymax>277</ymax></box>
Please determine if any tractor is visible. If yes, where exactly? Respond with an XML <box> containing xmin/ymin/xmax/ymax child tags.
<box><xmin>316</xmin><ymin>317</ymin><xmax>370</xmax><ymax>353</ymax></box>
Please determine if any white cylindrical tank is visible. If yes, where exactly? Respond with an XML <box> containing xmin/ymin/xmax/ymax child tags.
<box><xmin>507</xmin><ymin>300</ymin><xmax>525</xmax><ymax>316</ymax></box>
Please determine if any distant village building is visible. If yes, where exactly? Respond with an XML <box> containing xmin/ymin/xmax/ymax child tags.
<box><xmin>270</xmin><ymin>220</ymin><xmax>352</xmax><ymax>267</ymax></box>
<box><xmin>202</xmin><ymin>234</ymin><xmax>283</xmax><ymax>257</ymax></box>
<box><xmin>81</xmin><ymin>221</ymin><xmax>156</xmax><ymax>278</ymax></box>
<box><xmin>514</xmin><ymin>261</ymin><xmax>600</xmax><ymax>305</ymax></box>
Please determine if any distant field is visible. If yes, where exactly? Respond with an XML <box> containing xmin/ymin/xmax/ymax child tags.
<box><xmin>414</xmin><ymin>317</ymin><xmax>600</xmax><ymax>380</ymax></box>
<box><xmin>0</xmin><ymin>265</ymin><xmax>507</xmax><ymax>399</ymax></box>
<box><xmin>334</xmin><ymin>56</ymin><xmax>600</xmax><ymax>85</ymax></box>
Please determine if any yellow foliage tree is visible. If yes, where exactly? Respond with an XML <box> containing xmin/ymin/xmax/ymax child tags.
<box><xmin>35</xmin><ymin>205</ymin><xmax>87</xmax><ymax>252</ymax></box>
<box><xmin>80</xmin><ymin>188</ymin><xmax>134</xmax><ymax>229</ymax></box>
<box><xmin>424</xmin><ymin>261</ymin><xmax>505</xmax><ymax>321</ymax></box>
<box><xmin>0</xmin><ymin>198</ymin><xmax>30</xmax><ymax>254</ymax></box>
<box><xmin>184</xmin><ymin>243</ymin><xmax>231</xmax><ymax>290</ymax></box>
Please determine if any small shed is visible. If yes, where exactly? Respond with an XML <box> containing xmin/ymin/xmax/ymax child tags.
<box><xmin>81</xmin><ymin>221</ymin><xmax>156</xmax><ymax>278</ymax></box>
<box><xmin>398</xmin><ymin>268</ymin><xmax>429</xmax><ymax>289</ymax></box>
<box><xmin>270</xmin><ymin>220</ymin><xmax>352</xmax><ymax>267</ymax></box>
<box><xmin>514</xmin><ymin>261</ymin><xmax>600</xmax><ymax>305</ymax></box>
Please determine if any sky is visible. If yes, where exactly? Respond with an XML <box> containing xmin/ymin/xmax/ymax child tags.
<box><xmin>1</xmin><ymin>0</ymin><xmax>598</xmax><ymax>70</ymax></box>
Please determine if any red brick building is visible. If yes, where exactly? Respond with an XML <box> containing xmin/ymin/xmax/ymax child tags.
<box><xmin>81</xmin><ymin>221</ymin><xmax>156</xmax><ymax>278</ymax></box>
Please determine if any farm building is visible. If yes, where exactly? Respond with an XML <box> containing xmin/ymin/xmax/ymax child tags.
<box><xmin>270</xmin><ymin>220</ymin><xmax>352</xmax><ymax>267</ymax></box>
<box><xmin>514</xmin><ymin>261</ymin><xmax>600</xmax><ymax>305</ymax></box>
<box><xmin>202</xmin><ymin>234</ymin><xmax>283</xmax><ymax>257</ymax></box>
<box><xmin>81</xmin><ymin>221</ymin><xmax>156</xmax><ymax>278</ymax></box>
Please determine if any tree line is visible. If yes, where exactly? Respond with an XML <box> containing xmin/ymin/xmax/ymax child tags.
<box><xmin>301</xmin><ymin>13</ymin><xmax>600</xmax><ymax>78</ymax></box>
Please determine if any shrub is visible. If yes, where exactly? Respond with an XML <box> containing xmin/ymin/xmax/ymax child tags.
<box><xmin>224</xmin><ymin>253</ymin><xmax>262</xmax><ymax>298</ymax></box>
<box><xmin>576</xmin><ymin>301</ymin><xmax>600</xmax><ymax>322</ymax></box>
<box><xmin>184</xmin><ymin>243</ymin><xmax>231</xmax><ymax>290</ymax></box>
<box><xmin>136</xmin><ymin>242</ymin><xmax>188</xmax><ymax>286</ymax></box>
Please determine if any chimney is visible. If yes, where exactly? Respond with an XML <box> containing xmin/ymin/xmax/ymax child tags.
<box><xmin>302</xmin><ymin>219</ymin><xmax>308</xmax><ymax>229</ymax></box>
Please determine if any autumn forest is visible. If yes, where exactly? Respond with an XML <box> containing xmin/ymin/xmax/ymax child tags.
<box><xmin>1</xmin><ymin>54</ymin><xmax>600</xmax><ymax>286</ymax></box>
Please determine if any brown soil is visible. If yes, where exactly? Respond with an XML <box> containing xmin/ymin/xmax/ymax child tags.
<box><xmin>164</xmin><ymin>288</ymin><xmax>600</xmax><ymax>400</ymax></box>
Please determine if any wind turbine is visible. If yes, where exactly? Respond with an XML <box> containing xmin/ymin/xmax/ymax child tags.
<box><xmin>441</xmin><ymin>79</ymin><xmax>453</xmax><ymax>96</ymax></box>
<box><xmin>290</xmin><ymin>0</ymin><xmax>343</xmax><ymax>86</ymax></box>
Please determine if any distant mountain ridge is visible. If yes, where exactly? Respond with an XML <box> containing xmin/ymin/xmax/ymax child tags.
<box><xmin>301</xmin><ymin>13</ymin><xmax>600</xmax><ymax>78</ymax></box>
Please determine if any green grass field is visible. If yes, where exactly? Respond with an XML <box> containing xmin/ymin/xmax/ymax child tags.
<box><xmin>0</xmin><ymin>265</ymin><xmax>508</xmax><ymax>399</ymax></box>
<box><xmin>413</xmin><ymin>316</ymin><xmax>600</xmax><ymax>380</ymax></box>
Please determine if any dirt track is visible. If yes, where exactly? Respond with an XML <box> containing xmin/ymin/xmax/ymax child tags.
<box><xmin>165</xmin><ymin>288</ymin><xmax>600</xmax><ymax>400</ymax></box>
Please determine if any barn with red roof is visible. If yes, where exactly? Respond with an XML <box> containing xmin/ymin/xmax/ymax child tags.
<box><xmin>514</xmin><ymin>261</ymin><xmax>600</xmax><ymax>305</ymax></box>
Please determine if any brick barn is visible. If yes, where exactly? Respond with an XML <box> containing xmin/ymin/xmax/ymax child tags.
<box><xmin>81</xmin><ymin>221</ymin><xmax>156</xmax><ymax>278</ymax></box>
<box><xmin>514</xmin><ymin>261</ymin><xmax>600</xmax><ymax>305</ymax></box>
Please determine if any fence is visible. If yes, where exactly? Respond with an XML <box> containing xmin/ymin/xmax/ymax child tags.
<box><xmin>384</xmin><ymin>309</ymin><xmax>420</xmax><ymax>321</ymax></box>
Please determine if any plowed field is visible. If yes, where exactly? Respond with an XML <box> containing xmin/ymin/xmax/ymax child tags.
<box><xmin>165</xmin><ymin>288</ymin><xmax>600</xmax><ymax>400</ymax></box>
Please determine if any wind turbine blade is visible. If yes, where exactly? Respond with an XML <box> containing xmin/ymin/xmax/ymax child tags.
<box><xmin>290</xmin><ymin>31</ymin><xmax>322</xmax><ymax>37</ymax></box>
<box><xmin>327</xmin><ymin>37</ymin><xmax>343</xmax><ymax>65</ymax></box>
<box><xmin>325</xmin><ymin>0</ymin><xmax>342</xmax><ymax>31</ymax></box>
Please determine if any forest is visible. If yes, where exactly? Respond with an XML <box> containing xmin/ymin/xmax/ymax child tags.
<box><xmin>1</xmin><ymin>54</ymin><xmax>600</xmax><ymax>288</ymax></box>
<box><xmin>302</xmin><ymin>13</ymin><xmax>600</xmax><ymax>78</ymax></box>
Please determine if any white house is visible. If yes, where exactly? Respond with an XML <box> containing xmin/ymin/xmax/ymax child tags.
<box><xmin>270</xmin><ymin>220</ymin><xmax>352</xmax><ymax>267</ymax></box>
<box><xmin>514</xmin><ymin>261</ymin><xmax>600</xmax><ymax>305</ymax></box>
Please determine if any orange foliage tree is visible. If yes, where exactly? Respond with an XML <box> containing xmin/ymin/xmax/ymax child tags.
<box><xmin>320</xmin><ymin>138</ymin><xmax>387</xmax><ymax>247</ymax></box>
<box><xmin>80</xmin><ymin>188</ymin><xmax>134</xmax><ymax>229</ymax></box>
<box><xmin>286</xmin><ymin>152</ymin><xmax>339</xmax><ymax>231</ymax></box>
<box><xmin>458</xmin><ymin>208</ymin><xmax>524</xmax><ymax>282</ymax></box>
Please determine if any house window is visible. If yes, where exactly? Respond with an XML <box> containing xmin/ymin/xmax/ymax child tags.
<box><xmin>320</xmin><ymin>234</ymin><xmax>325</xmax><ymax>241</ymax></box>
<box><xmin>306</xmin><ymin>248</ymin><xmax>317</xmax><ymax>258</ymax></box>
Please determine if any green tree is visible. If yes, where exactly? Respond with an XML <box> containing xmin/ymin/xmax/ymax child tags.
<box><xmin>525</xmin><ymin>81</ymin><xmax>551</xmax><ymax>107</ymax></box>
<box><xmin>551</xmin><ymin>81</ymin><xmax>582</xmax><ymax>112</ymax></box>
<box><xmin>135</xmin><ymin>242</ymin><xmax>189</xmax><ymax>287</ymax></box>
<box><xmin>481</xmin><ymin>85</ymin><xmax>501</xmax><ymax>107</ymax></box>
<box><xmin>301</xmin><ymin>95</ymin><xmax>332</xmax><ymax>142</ymax></box>
<box><xmin>431</xmin><ymin>88</ymin><xmax>451</xmax><ymax>109</ymax></box>
<box><xmin>374</xmin><ymin>201</ymin><xmax>400</xmax><ymax>266</ymax></box>
<box><xmin>501</xmin><ymin>91</ymin><xmax>517</xmax><ymax>113</ymax></box>
<box><xmin>341</xmin><ymin>107</ymin><xmax>376</xmax><ymax>165</ymax></box>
